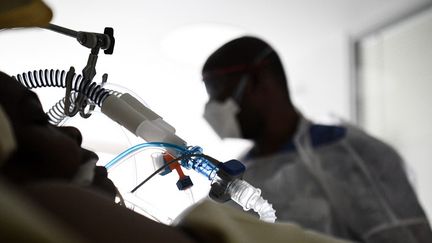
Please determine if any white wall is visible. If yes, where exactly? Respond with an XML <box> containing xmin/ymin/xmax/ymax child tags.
<box><xmin>286</xmin><ymin>33</ymin><xmax>351</xmax><ymax>123</ymax></box>
<box><xmin>360</xmin><ymin>7</ymin><xmax>432</xmax><ymax>220</ymax></box>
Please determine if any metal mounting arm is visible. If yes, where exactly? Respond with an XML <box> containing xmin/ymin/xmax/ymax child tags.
<box><xmin>41</xmin><ymin>23</ymin><xmax>115</xmax><ymax>118</ymax></box>
<box><xmin>43</xmin><ymin>24</ymin><xmax>115</xmax><ymax>54</ymax></box>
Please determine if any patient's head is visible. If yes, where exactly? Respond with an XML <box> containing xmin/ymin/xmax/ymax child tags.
<box><xmin>0</xmin><ymin>71</ymin><xmax>99</xmax><ymax>184</ymax></box>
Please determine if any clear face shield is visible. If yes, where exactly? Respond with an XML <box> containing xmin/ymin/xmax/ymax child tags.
<box><xmin>203</xmin><ymin>74</ymin><xmax>248</xmax><ymax>139</ymax></box>
<box><xmin>202</xmin><ymin>47</ymin><xmax>274</xmax><ymax>139</ymax></box>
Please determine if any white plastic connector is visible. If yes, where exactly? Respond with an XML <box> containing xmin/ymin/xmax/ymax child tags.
<box><xmin>101</xmin><ymin>95</ymin><xmax>146</xmax><ymax>133</ymax></box>
<box><xmin>101</xmin><ymin>95</ymin><xmax>186</xmax><ymax>146</ymax></box>
<box><xmin>119</xmin><ymin>93</ymin><xmax>161</xmax><ymax>121</ymax></box>
<box><xmin>228</xmin><ymin>179</ymin><xmax>277</xmax><ymax>223</ymax></box>
<box><xmin>151</xmin><ymin>152</ymin><xmax>165</xmax><ymax>171</ymax></box>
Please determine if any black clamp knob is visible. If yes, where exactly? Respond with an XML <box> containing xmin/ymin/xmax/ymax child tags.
<box><xmin>209</xmin><ymin>160</ymin><xmax>246</xmax><ymax>203</ymax></box>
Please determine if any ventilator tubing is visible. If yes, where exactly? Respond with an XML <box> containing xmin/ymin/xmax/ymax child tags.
<box><xmin>101</xmin><ymin>94</ymin><xmax>186</xmax><ymax>146</ymax></box>
<box><xmin>228</xmin><ymin>179</ymin><xmax>277</xmax><ymax>223</ymax></box>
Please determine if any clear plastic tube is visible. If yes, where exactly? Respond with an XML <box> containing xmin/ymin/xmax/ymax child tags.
<box><xmin>184</xmin><ymin>188</ymin><xmax>196</xmax><ymax>203</ymax></box>
<box><xmin>227</xmin><ymin>179</ymin><xmax>277</xmax><ymax>223</ymax></box>
<box><xmin>105</xmin><ymin>143</ymin><xmax>277</xmax><ymax>222</ymax></box>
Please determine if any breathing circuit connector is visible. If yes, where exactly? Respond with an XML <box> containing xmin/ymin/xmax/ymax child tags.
<box><xmin>180</xmin><ymin>146</ymin><xmax>219</xmax><ymax>180</ymax></box>
<box><xmin>208</xmin><ymin>159</ymin><xmax>245</xmax><ymax>202</ymax></box>
<box><xmin>227</xmin><ymin>179</ymin><xmax>277</xmax><ymax>223</ymax></box>
<box><xmin>206</xmin><ymin>158</ymin><xmax>277</xmax><ymax>222</ymax></box>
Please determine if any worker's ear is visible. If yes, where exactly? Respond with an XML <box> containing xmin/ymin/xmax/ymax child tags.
<box><xmin>249</xmin><ymin>68</ymin><xmax>272</xmax><ymax>94</ymax></box>
<box><xmin>0</xmin><ymin>105</ymin><xmax>16</xmax><ymax>166</ymax></box>
<box><xmin>246</xmin><ymin>68</ymin><xmax>264</xmax><ymax>94</ymax></box>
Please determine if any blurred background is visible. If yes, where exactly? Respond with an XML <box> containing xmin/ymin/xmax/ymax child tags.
<box><xmin>0</xmin><ymin>0</ymin><xmax>431</xmax><ymax>221</ymax></box>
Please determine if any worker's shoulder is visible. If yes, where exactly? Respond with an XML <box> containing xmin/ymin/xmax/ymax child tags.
<box><xmin>310</xmin><ymin>121</ymin><xmax>400</xmax><ymax>158</ymax></box>
<box><xmin>343</xmin><ymin>124</ymin><xmax>401</xmax><ymax>158</ymax></box>
<box><xmin>309</xmin><ymin>123</ymin><xmax>346</xmax><ymax>148</ymax></box>
<box><xmin>344</xmin><ymin>124</ymin><xmax>388</xmax><ymax>145</ymax></box>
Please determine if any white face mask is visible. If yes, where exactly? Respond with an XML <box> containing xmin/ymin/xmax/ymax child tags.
<box><xmin>203</xmin><ymin>47</ymin><xmax>274</xmax><ymax>139</ymax></box>
<box><xmin>203</xmin><ymin>98</ymin><xmax>242</xmax><ymax>138</ymax></box>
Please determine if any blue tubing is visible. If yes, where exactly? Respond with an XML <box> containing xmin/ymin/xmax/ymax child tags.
<box><xmin>104</xmin><ymin>142</ymin><xmax>219</xmax><ymax>180</ymax></box>
<box><xmin>104</xmin><ymin>142</ymin><xmax>187</xmax><ymax>170</ymax></box>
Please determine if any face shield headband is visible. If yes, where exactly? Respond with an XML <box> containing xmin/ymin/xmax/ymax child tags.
<box><xmin>202</xmin><ymin>47</ymin><xmax>275</xmax><ymax>81</ymax></box>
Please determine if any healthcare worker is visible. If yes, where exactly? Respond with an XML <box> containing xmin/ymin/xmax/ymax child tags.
<box><xmin>202</xmin><ymin>36</ymin><xmax>432</xmax><ymax>243</ymax></box>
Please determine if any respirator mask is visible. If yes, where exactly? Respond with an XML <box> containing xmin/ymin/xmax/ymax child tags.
<box><xmin>203</xmin><ymin>47</ymin><xmax>274</xmax><ymax>139</ymax></box>
<box><xmin>203</xmin><ymin>75</ymin><xmax>248</xmax><ymax>139</ymax></box>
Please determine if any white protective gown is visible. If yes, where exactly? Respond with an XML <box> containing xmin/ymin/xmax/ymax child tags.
<box><xmin>241</xmin><ymin>117</ymin><xmax>431</xmax><ymax>242</ymax></box>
